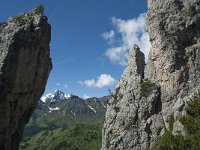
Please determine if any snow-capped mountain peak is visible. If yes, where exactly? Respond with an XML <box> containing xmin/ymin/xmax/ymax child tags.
<box><xmin>64</xmin><ymin>93</ymin><xmax>72</xmax><ymax>99</ymax></box>
<box><xmin>41</xmin><ymin>90</ymin><xmax>71</xmax><ymax>103</ymax></box>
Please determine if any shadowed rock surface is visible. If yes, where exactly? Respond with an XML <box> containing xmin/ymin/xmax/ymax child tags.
<box><xmin>0</xmin><ymin>9</ymin><xmax>52</xmax><ymax>149</ymax></box>
<box><xmin>102</xmin><ymin>0</ymin><xmax>200</xmax><ymax>149</ymax></box>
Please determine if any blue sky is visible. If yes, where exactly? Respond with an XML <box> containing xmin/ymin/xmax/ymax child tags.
<box><xmin>0</xmin><ymin>0</ymin><xmax>149</xmax><ymax>98</ymax></box>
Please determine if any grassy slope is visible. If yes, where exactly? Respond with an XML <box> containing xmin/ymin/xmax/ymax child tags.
<box><xmin>20</xmin><ymin>120</ymin><xmax>103</xmax><ymax>150</ymax></box>
<box><xmin>24</xmin><ymin>111</ymin><xmax>104</xmax><ymax>137</ymax></box>
<box><xmin>20</xmin><ymin>97</ymin><xmax>107</xmax><ymax>149</ymax></box>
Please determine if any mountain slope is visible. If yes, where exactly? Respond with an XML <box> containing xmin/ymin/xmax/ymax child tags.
<box><xmin>23</xmin><ymin>90</ymin><xmax>109</xmax><ymax>137</ymax></box>
<box><xmin>20</xmin><ymin>122</ymin><xmax>102</xmax><ymax>150</ymax></box>
<box><xmin>19</xmin><ymin>91</ymin><xmax>109</xmax><ymax>149</ymax></box>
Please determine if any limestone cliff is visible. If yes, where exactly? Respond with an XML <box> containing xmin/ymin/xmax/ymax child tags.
<box><xmin>147</xmin><ymin>0</ymin><xmax>200</xmax><ymax>126</ymax></box>
<box><xmin>0</xmin><ymin>8</ymin><xmax>52</xmax><ymax>149</ymax></box>
<box><xmin>102</xmin><ymin>0</ymin><xmax>200</xmax><ymax>149</ymax></box>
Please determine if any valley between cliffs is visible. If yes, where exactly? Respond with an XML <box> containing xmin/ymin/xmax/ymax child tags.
<box><xmin>1</xmin><ymin>1</ymin><xmax>200</xmax><ymax>149</ymax></box>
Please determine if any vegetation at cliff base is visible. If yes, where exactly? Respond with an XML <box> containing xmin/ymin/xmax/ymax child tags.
<box><xmin>154</xmin><ymin>92</ymin><xmax>200</xmax><ymax>150</ymax></box>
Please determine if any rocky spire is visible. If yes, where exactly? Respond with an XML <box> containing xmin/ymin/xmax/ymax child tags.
<box><xmin>127</xmin><ymin>44</ymin><xmax>145</xmax><ymax>78</ymax></box>
<box><xmin>102</xmin><ymin>46</ymin><xmax>164</xmax><ymax>150</ymax></box>
<box><xmin>0</xmin><ymin>7</ymin><xmax>52</xmax><ymax>149</ymax></box>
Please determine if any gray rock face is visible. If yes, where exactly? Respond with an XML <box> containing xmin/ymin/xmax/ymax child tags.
<box><xmin>147</xmin><ymin>0</ymin><xmax>200</xmax><ymax>125</ymax></box>
<box><xmin>102</xmin><ymin>0</ymin><xmax>200</xmax><ymax>149</ymax></box>
<box><xmin>0</xmin><ymin>9</ymin><xmax>51</xmax><ymax>149</ymax></box>
<box><xmin>102</xmin><ymin>45</ymin><xmax>164</xmax><ymax>150</ymax></box>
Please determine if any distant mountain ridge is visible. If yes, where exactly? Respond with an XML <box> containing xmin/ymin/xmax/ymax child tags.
<box><xmin>38</xmin><ymin>90</ymin><xmax>108</xmax><ymax>114</ymax></box>
<box><xmin>23</xmin><ymin>90</ymin><xmax>110</xmax><ymax>137</ymax></box>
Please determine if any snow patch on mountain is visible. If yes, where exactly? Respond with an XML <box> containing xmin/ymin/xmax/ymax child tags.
<box><xmin>48</xmin><ymin>107</ymin><xmax>60</xmax><ymax>111</ymax></box>
<box><xmin>87</xmin><ymin>105</ymin><xmax>96</xmax><ymax>113</ymax></box>
<box><xmin>71</xmin><ymin>110</ymin><xmax>76</xmax><ymax>116</ymax></box>
<box><xmin>41</xmin><ymin>96</ymin><xmax>47</xmax><ymax>103</ymax></box>
<box><xmin>65</xmin><ymin>93</ymin><xmax>72</xmax><ymax>99</ymax></box>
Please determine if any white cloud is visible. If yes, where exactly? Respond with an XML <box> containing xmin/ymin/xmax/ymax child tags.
<box><xmin>78</xmin><ymin>74</ymin><xmax>117</xmax><ymax>88</ymax></box>
<box><xmin>56</xmin><ymin>82</ymin><xmax>61</xmax><ymax>86</ymax></box>
<box><xmin>83</xmin><ymin>94</ymin><xmax>90</xmax><ymax>99</ymax></box>
<box><xmin>78</xmin><ymin>81</ymin><xmax>83</xmax><ymax>86</ymax></box>
<box><xmin>56</xmin><ymin>57</ymin><xmax>74</xmax><ymax>65</ymax></box>
<box><xmin>64</xmin><ymin>84</ymin><xmax>68</xmax><ymax>88</ymax></box>
<box><xmin>103</xmin><ymin>13</ymin><xmax>151</xmax><ymax>65</ymax></box>
<box><xmin>95</xmin><ymin>74</ymin><xmax>117</xmax><ymax>88</ymax></box>
<box><xmin>78</xmin><ymin>79</ymin><xmax>95</xmax><ymax>88</ymax></box>
<box><xmin>106</xmin><ymin>47</ymin><xmax>128</xmax><ymax>66</ymax></box>
<box><xmin>56</xmin><ymin>82</ymin><xmax>68</xmax><ymax>89</ymax></box>
<box><xmin>102</xmin><ymin>30</ymin><xmax>115</xmax><ymax>43</ymax></box>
